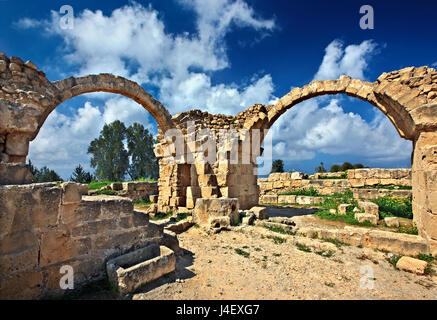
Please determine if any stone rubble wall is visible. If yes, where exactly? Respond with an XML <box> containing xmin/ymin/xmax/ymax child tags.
<box><xmin>95</xmin><ymin>181</ymin><xmax>158</xmax><ymax>202</ymax></box>
<box><xmin>352</xmin><ymin>188</ymin><xmax>412</xmax><ymax>200</ymax></box>
<box><xmin>0</xmin><ymin>182</ymin><xmax>167</xmax><ymax>299</ymax></box>
<box><xmin>258</xmin><ymin>169</ymin><xmax>412</xmax><ymax>197</ymax></box>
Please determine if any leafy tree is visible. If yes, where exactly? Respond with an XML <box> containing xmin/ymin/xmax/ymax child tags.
<box><xmin>315</xmin><ymin>162</ymin><xmax>326</xmax><ymax>173</ymax></box>
<box><xmin>33</xmin><ymin>166</ymin><xmax>63</xmax><ymax>183</ymax></box>
<box><xmin>340</xmin><ymin>162</ymin><xmax>354</xmax><ymax>171</ymax></box>
<box><xmin>329</xmin><ymin>164</ymin><xmax>341</xmax><ymax>172</ymax></box>
<box><xmin>88</xmin><ymin>120</ymin><xmax>129</xmax><ymax>181</ymax></box>
<box><xmin>353</xmin><ymin>163</ymin><xmax>364</xmax><ymax>169</ymax></box>
<box><xmin>126</xmin><ymin>123</ymin><xmax>158</xmax><ymax>180</ymax></box>
<box><xmin>271</xmin><ymin>159</ymin><xmax>284</xmax><ymax>173</ymax></box>
<box><xmin>70</xmin><ymin>164</ymin><xmax>94</xmax><ymax>184</ymax></box>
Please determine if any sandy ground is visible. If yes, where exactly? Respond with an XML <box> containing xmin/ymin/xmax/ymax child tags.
<box><xmin>132</xmin><ymin>223</ymin><xmax>437</xmax><ymax>300</ymax></box>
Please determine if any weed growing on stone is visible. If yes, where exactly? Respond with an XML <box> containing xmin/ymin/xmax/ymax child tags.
<box><xmin>272</xmin><ymin>236</ymin><xmax>286</xmax><ymax>244</ymax></box>
<box><xmin>235</xmin><ymin>248</ymin><xmax>250</xmax><ymax>258</ymax></box>
<box><xmin>295</xmin><ymin>243</ymin><xmax>311</xmax><ymax>252</ymax></box>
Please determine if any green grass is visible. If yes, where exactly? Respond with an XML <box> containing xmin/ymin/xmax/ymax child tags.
<box><xmin>371</xmin><ymin>196</ymin><xmax>412</xmax><ymax>219</ymax></box>
<box><xmin>314</xmin><ymin>209</ymin><xmax>375</xmax><ymax>227</ymax></box>
<box><xmin>88</xmin><ymin>178</ymin><xmax>156</xmax><ymax>191</ymax></box>
<box><xmin>315</xmin><ymin>249</ymin><xmax>335</xmax><ymax>258</ymax></box>
<box><xmin>175</xmin><ymin>212</ymin><xmax>189</xmax><ymax>222</ymax></box>
<box><xmin>320</xmin><ymin>237</ymin><xmax>349</xmax><ymax>248</ymax></box>
<box><xmin>263</xmin><ymin>225</ymin><xmax>295</xmax><ymax>235</ymax></box>
<box><xmin>387</xmin><ymin>254</ymin><xmax>402</xmax><ymax>268</ymax></box>
<box><xmin>272</xmin><ymin>236</ymin><xmax>286</xmax><ymax>244</ymax></box>
<box><xmin>324</xmin><ymin>282</ymin><xmax>335</xmax><ymax>287</ymax></box>
<box><xmin>235</xmin><ymin>248</ymin><xmax>250</xmax><ymax>258</ymax></box>
<box><xmin>150</xmin><ymin>211</ymin><xmax>172</xmax><ymax>221</ymax></box>
<box><xmin>134</xmin><ymin>199</ymin><xmax>152</xmax><ymax>205</ymax></box>
<box><xmin>295</xmin><ymin>242</ymin><xmax>312</xmax><ymax>252</ymax></box>
<box><xmin>95</xmin><ymin>189</ymin><xmax>117</xmax><ymax>195</ymax></box>
<box><xmin>318</xmin><ymin>172</ymin><xmax>347</xmax><ymax>179</ymax></box>
<box><xmin>418</xmin><ymin>253</ymin><xmax>434</xmax><ymax>263</ymax></box>
<box><xmin>280</xmin><ymin>186</ymin><xmax>320</xmax><ymax>196</ymax></box>
<box><xmin>396</xmin><ymin>224</ymin><xmax>418</xmax><ymax>235</ymax></box>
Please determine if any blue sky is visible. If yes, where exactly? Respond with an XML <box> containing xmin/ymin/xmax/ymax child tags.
<box><xmin>1</xmin><ymin>0</ymin><xmax>436</xmax><ymax>178</ymax></box>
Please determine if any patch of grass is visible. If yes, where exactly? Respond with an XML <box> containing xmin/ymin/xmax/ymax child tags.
<box><xmin>281</xmin><ymin>186</ymin><xmax>320</xmax><ymax>197</ymax></box>
<box><xmin>95</xmin><ymin>189</ymin><xmax>117</xmax><ymax>195</ymax></box>
<box><xmin>134</xmin><ymin>199</ymin><xmax>152</xmax><ymax>206</ymax></box>
<box><xmin>272</xmin><ymin>236</ymin><xmax>286</xmax><ymax>244</ymax></box>
<box><xmin>273</xmin><ymin>253</ymin><xmax>282</xmax><ymax>257</ymax></box>
<box><xmin>387</xmin><ymin>254</ymin><xmax>402</xmax><ymax>268</ymax></box>
<box><xmin>418</xmin><ymin>253</ymin><xmax>434</xmax><ymax>263</ymax></box>
<box><xmin>315</xmin><ymin>209</ymin><xmax>375</xmax><ymax>227</ymax></box>
<box><xmin>263</xmin><ymin>225</ymin><xmax>295</xmax><ymax>235</ymax></box>
<box><xmin>88</xmin><ymin>181</ymin><xmax>117</xmax><ymax>191</ymax></box>
<box><xmin>324</xmin><ymin>282</ymin><xmax>335</xmax><ymax>288</ymax></box>
<box><xmin>254</xmin><ymin>247</ymin><xmax>262</xmax><ymax>252</ymax></box>
<box><xmin>175</xmin><ymin>212</ymin><xmax>189</xmax><ymax>222</ymax></box>
<box><xmin>396</xmin><ymin>224</ymin><xmax>418</xmax><ymax>235</ymax></box>
<box><xmin>235</xmin><ymin>248</ymin><xmax>250</xmax><ymax>258</ymax></box>
<box><xmin>315</xmin><ymin>250</ymin><xmax>335</xmax><ymax>258</ymax></box>
<box><xmin>320</xmin><ymin>237</ymin><xmax>349</xmax><ymax>248</ymax></box>
<box><xmin>424</xmin><ymin>264</ymin><xmax>436</xmax><ymax>276</ymax></box>
<box><xmin>150</xmin><ymin>211</ymin><xmax>172</xmax><ymax>221</ymax></box>
<box><xmin>295</xmin><ymin>242</ymin><xmax>312</xmax><ymax>252</ymax></box>
<box><xmin>371</xmin><ymin>196</ymin><xmax>413</xmax><ymax>219</ymax></box>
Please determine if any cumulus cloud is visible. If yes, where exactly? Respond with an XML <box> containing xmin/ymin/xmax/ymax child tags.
<box><xmin>25</xmin><ymin>1</ymin><xmax>276</xmax><ymax>176</ymax></box>
<box><xmin>266</xmin><ymin>98</ymin><xmax>411</xmax><ymax>164</ymax></box>
<box><xmin>266</xmin><ymin>39</ymin><xmax>411</xmax><ymax>168</ymax></box>
<box><xmin>28</xmin><ymin>97</ymin><xmax>152</xmax><ymax>177</ymax></box>
<box><xmin>19</xmin><ymin>1</ymin><xmax>276</xmax><ymax>114</ymax></box>
<box><xmin>313</xmin><ymin>39</ymin><xmax>377</xmax><ymax>81</ymax></box>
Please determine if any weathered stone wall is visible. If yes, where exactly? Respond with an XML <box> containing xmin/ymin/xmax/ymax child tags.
<box><xmin>93</xmin><ymin>181</ymin><xmax>158</xmax><ymax>202</ymax></box>
<box><xmin>347</xmin><ymin>168</ymin><xmax>411</xmax><ymax>187</ymax></box>
<box><xmin>352</xmin><ymin>188</ymin><xmax>412</xmax><ymax>200</ymax></box>
<box><xmin>0</xmin><ymin>182</ymin><xmax>167</xmax><ymax>299</ymax></box>
<box><xmin>258</xmin><ymin>169</ymin><xmax>412</xmax><ymax>197</ymax></box>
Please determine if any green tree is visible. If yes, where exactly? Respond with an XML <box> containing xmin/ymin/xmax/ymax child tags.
<box><xmin>33</xmin><ymin>166</ymin><xmax>63</xmax><ymax>183</ymax></box>
<box><xmin>88</xmin><ymin>120</ymin><xmax>129</xmax><ymax>181</ymax></box>
<box><xmin>329</xmin><ymin>164</ymin><xmax>341</xmax><ymax>172</ymax></box>
<box><xmin>271</xmin><ymin>159</ymin><xmax>284</xmax><ymax>173</ymax></box>
<box><xmin>353</xmin><ymin>163</ymin><xmax>364</xmax><ymax>169</ymax></box>
<box><xmin>70</xmin><ymin>164</ymin><xmax>94</xmax><ymax>184</ymax></box>
<box><xmin>126</xmin><ymin>123</ymin><xmax>159</xmax><ymax>180</ymax></box>
<box><xmin>315</xmin><ymin>162</ymin><xmax>326</xmax><ymax>173</ymax></box>
<box><xmin>340</xmin><ymin>162</ymin><xmax>354</xmax><ymax>171</ymax></box>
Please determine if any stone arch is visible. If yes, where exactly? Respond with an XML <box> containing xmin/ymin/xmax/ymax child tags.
<box><xmin>241</xmin><ymin>66</ymin><xmax>437</xmax><ymax>254</ymax></box>
<box><xmin>41</xmin><ymin>73</ymin><xmax>173</xmax><ymax>139</ymax></box>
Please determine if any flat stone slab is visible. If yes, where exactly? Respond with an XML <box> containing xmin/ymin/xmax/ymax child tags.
<box><xmin>396</xmin><ymin>256</ymin><xmax>428</xmax><ymax>275</ymax></box>
<box><xmin>106</xmin><ymin>244</ymin><xmax>176</xmax><ymax>295</ymax></box>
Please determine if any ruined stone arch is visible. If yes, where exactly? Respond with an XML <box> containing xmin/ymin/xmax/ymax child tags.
<box><xmin>43</xmin><ymin>73</ymin><xmax>174</xmax><ymax>138</ymax></box>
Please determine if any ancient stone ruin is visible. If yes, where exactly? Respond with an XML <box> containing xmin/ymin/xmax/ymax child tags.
<box><xmin>1</xmin><ymin>52</ymin><xmax>437</xmax><ymax>298</ymax></box>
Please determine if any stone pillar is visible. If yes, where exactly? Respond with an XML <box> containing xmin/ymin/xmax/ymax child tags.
<box><xmin>412</xmin><ymin>131</ymin><xmax>437</xmax><ymax>255</ymax></box>
<box><xmin>0</xmin><ymin>132</ymin><xmax>33</xmax><ymax>185</ymax></box>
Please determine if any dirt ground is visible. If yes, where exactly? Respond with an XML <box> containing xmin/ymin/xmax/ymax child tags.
<box><xmin>131</xmin><ymin>223</ymin><xmax>437</xmax><ymax>300</ymax></box>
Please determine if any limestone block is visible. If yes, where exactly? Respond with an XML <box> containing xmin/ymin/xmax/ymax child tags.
<box><xmin>338</xmin><ymin>204</ymin><xmax>351</xmax><ymax>215</ymax></box>
<box><xmin>106</xmin><ymin>245</ymin><xmax>176</xmax><ymax>295</ymax></box>
<box><xmin>291</xmin><ymin>172</ymin><xmax>304</xmax><ymax>180</ymax></box>
<box><xmin>5</xmin><ymin>133</ymin><xmax>30</xmax><ymax>156</ymax></box>
<box><xmin>0</xmin><ymin>163</ymin><xmax>33</xmax><ymax>185</ymax></box>
<box><xmin>0</xmin><ymin>271</ymin><xmax>43</xmax><ymax>299</ymax></box>
<box><xmin>260</xmin><ymin>194</ymin><xmax>277</xmax><ymax>204</ymax></box>
<box><xmin>278</xmin><ymin>194</ymin><xmax>296</xmax><ymax>204</ymax></box>
<box><xmin>242</xmin><ymin>212</ymin><xmax>256</xmax><ymax>225</ymax></box>
<box><xmin>61</xmin><ymin>182</ymin><xmax>82</xmax><ymax>205</ymax></box>
<box><xmin>354</xmin><ymin>212</ymin><xmax>378</xmax><ymax>225</ymax></box>
<box><xmin>384</xmin><ymin>217</ymin><xmax>400</xmax><ymax>228</ymax></box>
<box><xmin>396</xmin><ymin>256</ymin><xmax>428</xmax><ymax>275</ymax></box>
<box><xmin>111</xmin><ymin>183</ymin><xmax>123</xmax><ymax>191</ymax></box>
<box><xmin>193</xmin><ymin>198</ymin><xmax>239</xmax><ymax>228</ymax></box>
<box><xmin>358</xmin><ymin>201</ymin><xmax>379</xmax><ymax>217</ymax></box>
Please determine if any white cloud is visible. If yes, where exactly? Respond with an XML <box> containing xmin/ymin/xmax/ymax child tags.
<box><xmin>265</xmin><ymin>39</ymin><xmax>411</xmax><ymax>167</ymax></box>
<box><xmin>266</xmin><ymin>97</ymin><xmax>412</xmax><ymax>165</ymax></box>
<box><xmin>28</xmin><ymin>97</ymin><xmax>153</xmax><ymax>178</ymax></box>
<box><xmin>313</xmin><ymin>40</ymin><xmax>377</xmax><ymax>81</ymax></box>
<box><xmin>26</xmin><ymin>1</ymin><xmax>276</xmax><ymax>175</ymax></box>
